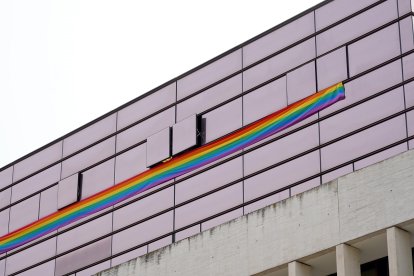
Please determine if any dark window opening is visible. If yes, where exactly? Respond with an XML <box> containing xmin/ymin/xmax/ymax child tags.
<box><xmin>197</xmin><ymin>115</ymin><xmax>206</xmax><ymax>145</ymax></box>
<box><xmin>77</xmin><ymin>173</ymin><xmax>83</xmax><ymax>202</ymax></box>
<box><xmin>327</xmin><ymin>256</ymin><xmax>389</xmax><ymax>276</ymax></box>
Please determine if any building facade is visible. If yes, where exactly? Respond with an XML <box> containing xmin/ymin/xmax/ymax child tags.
<box><xmin>98</xmin><ymin>150</ymin><xmax>414</xmax><ymax>276</ymax></box>
<box><xmin>0</xmin><ymin>0</ymin><xmax>413</xmax><ymax>275</ymax></box>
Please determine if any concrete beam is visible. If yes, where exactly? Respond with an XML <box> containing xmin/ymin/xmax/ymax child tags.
<box><xmin>387</xmin><ymin>227</ymin><xmax>414</xmax><ymax>276</ymax></box>
<box><xmin>96</xmin><ymin>151</ymin><xmax>414</xmax><ymax>276</ymax></box>
<box><xmin>288</xmin><ymin>261</ymin><xmax>311</xmax><ymax>276</ymax></box>
<box><xmin>336</xmin><ymin>244</ymin><xmax>361</xmax><ymax>276</ymax></box>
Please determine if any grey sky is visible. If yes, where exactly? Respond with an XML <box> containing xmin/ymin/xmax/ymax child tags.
<box><xmin>0</xmin><ymin>0</ymin><xmax>321</xmax><ymax>168</ymax></box>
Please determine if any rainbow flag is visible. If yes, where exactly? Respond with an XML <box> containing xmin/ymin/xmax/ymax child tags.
<box><xmin>0</xmin><ymin>82</ymin><xmax>345</xmax><ymax>253</ymax></box>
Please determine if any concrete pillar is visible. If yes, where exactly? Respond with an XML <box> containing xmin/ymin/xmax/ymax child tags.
<box><xmin>336</xmin><ymin>244</ymin><xmax>361</xmax><ymax>276</ymax></box>
<box><xmin>288</xmin><ymin>261</ymin><xmax>311</xmax><ymax>276</ymax></box>
<box><xmin>387</xmin><ymin>227</ymin><xmax>414</xmax><ymax>276</ymax></box>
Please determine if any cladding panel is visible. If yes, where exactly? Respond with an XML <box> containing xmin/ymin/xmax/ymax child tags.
<box><xmin>61</xmin><ymin>137</ymin><xmax>115</xmax><ymax>179</ymax></box>
<box><xmin>175</xmin><ymin>183</ymin><xmax>243</xmax><ymax>229</ymax></box>
<box><xmin>407</xmin><ymin>110</ymin><xmax>414</xmax><ymax>137</ymax></box>
<box><xmin>0</xmin><ymin>167</ymin><xmax>13</xmax><ymax>190</ymax></box>
<box><xmin>39</xmin><ymin>185</ymin><xmax>58</xmax><ymax>219</ymax></box>
<box><xmin>177</xmin><ymin>74</ymin><xmax>242</xmax><ymax>121</ymax></box>
<box><xmin>201</xmin><ymin>208</ymin><xmax>243</xmax><ymax>231</ymax></box>
<box><xmin>9</xmin><ymin>195</ymin><xmax>39</xmax><ymax>232</ymax></box>
<box><xmin>114</xmin><ymin>144</ymin><xmax>147</xmax><ymax>184</ymax></box>
<box><xmin>148</xmin><ymin>236</ymin><xmax>172</xmax><ymax>253</ymax></box>
<box><xmin>243</xmin><ymin>12</ymin><xmax>315</xmax><ymax>66</ymax></box>
<box><xmin>290</xmin><ymin>177</ymin><xmax>320</xmax><ymax>196</ymax></box>
<box><xmin>172</xmin><ymin>115</ymin><xmax>198</xmax><ymax>155</ymax></box>
<box><xmin>243</xmin><ymin>38</ymin><xmax>315</xmax><ymax>91</ymax></box>
<box><xmin>5</xmin><ymin>238</ymin><xmax>56</xmax><ymax>275</ymax></box>
<box><xmin>113</xmin><ymin>186</ymin><xmax>174</xmax><ymax>230</ymax></box>
<box><xmin>397</xmin><ymin>0</ymin><xmax>413</xmax><ymax>15</ymax></box>
<box><xmin>320</xmin><ymin>87</ymin><xmax>405</xmax><ymax>143</ymax></box>
<box><xmin>400</xmin><ymin>16</ymin><xmax>414</xmax><ymax>53</ymax></box>
<box><xmin>201</xmin><ymin>98</ymin><xmax>242</xmax><ymax>144</ymax></box>
<box><xmin>81</xmin><ymin>158</ymin><xmax>115</xmax><ymax>200</ymax></box>
<box><xmin>116</xmin><ymin>107</ymin><xmax>175</xmax><ymax>152</ymax></box>
<box><xmin>175</xmin><ymin>157</ymin><xmax>243</xmax><ymax>204</ymax></box>
<box><xmin>112</xmin><ymin>211</ymin><xmax>173</xmax><ymax>254</ymax></box>
<box><xmin>57</xmin><ymin>173</ymin><xmax>79</xmax><ymax>210</ymax></box>
<box><xmin>110</xmin><ymin>246</ymin><xmax>147</xmax><ymax>267</ymax></box>
<box><xmin>244</xmin><ymin>190</ymin><xmax>289</xmax><ymax>214</ymax></box>
<box><xmin>320</xmin><ymin>60</ymin><xmax>402</xmax><ymax>116</ymax></box>
<box><xmin>76</xmin><ymin>261</ymin><xmax>111</xmax><ymax>276</ymax></box>
<box><xmin>55</xmin><ymin>237</ymin><xmax>111</xmax><ymax>276</ymax></box>
<box><xmin>0</xmin><ymin>210</ymin><xmax>9</xmax><ymax>236</ymax></box>
<box><xmin>175</xmin><ymin>225</ymin><xmax>200</xmax><ymax>242</ymax></box>
<box><xmin>316</xmin><ymin>0</ymin><xmax>398</xmax><ymax>55</ymax></box>
<box><xmin>403</xmin><ymin>53</ymin><xmax>414</xmax><ymax>80</ymax></box>
<box><xmin>244</xmin><ymin>151</ymin><xmax>320</xmax><ymax>202</ymax></box>
<box><xmin>146</xmin><ymin>128</ymin><xmax>171</xmax><ymax>167</ymax></box>
<box><xmin>354</xmin><ymin>143</ymin><xmax>408</xmax><ymax>170</ymax></box>
<box><xmin>177</xmin><ymin>50</ymin><xmax>242</xmax><ymax>100</ymax></box>
<box><xmin>13</xmin><ymin>142</ymin><xmax>62</xmax><ymax>182</ymax></box>
<box><xmin>63</xmin><ymin>114</ymin><xmax>117</xmax><ymax>157</ymax></box>
<box><xmin>348</xmin><ymin>23</ymin><xmax>400</xmax><ymax>76</ymax></box>
<box><xmin>57</xmin><ymin>214</ymin><xmax>112</xmax><ymax>254</ymax></box>
<box><xmin>17</xmin><ymin>260</ymin><xmax>55</xmax><ymax>276</ymax></box>
<box><xmin>11</xmin><ymin>164</ymin><xmax>60</xmax><ymax>203</ymax></box>
<box><xmin>117</xmin><ymin>83</ymin><xmax>176</xmax><ymax>130</ymax></box>
<box><xmin>0</xmin><ymin>188</ymin><xmax>10</xmax><ymax>209</ymax></box>
<box><xmin>244</xmin><ymin>124</ymin><xmax>319</xmax><ymax>175</ymax></box>
<box><xmin>322</xmin><ymin>165</ymin><xmax>353</xmax><ymax>184</ymax></box>
<box><xmin>316</xmin><ymin>47</ymin><xmax>348</xmax><ymax>89</ymax></box>
<box><xmin>315</xmin><ymin>0</ymin><xmax>379</xmax><ymax>31</ymax></box>
<box><xmin>321</xmin><ymin>116</ymin><xmax>407</xmax><ymax>170</ymax></box>
<box><xmin>286</xmin><ymin>61</ymin><xmax>316</xmax><ymax>104</ymax></box>
<box><xmin>243</xmin><ymin>76</ymin><xmax>287</xmax><ymax>125</ymax></box>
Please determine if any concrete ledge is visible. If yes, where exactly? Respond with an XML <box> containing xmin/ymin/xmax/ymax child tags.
<box><xmin>96</xmin><ymin>150</ymin><xmax>414</xmax><ymax>276</ymax></box>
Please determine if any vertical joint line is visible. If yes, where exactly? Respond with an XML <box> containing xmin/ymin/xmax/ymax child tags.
<box><xmin>4</xmin><ymin>165</ymin><xmax>15</xmax><ymax>275</ymax></box>
<box><xmin>175</xmin><ymin>81</ymin><xmax>178</xmax><ymax>123</ymax></box>
<box><xmin>396</xmin><ymin>14</ymin><xmax>410</xmax><ymax>147</ymax></box>
<box><xmin>314</xmin><ymin>12</ymin><xmax>323</xmax><ymax>185</ymax></box>
<box><xmin>313</xmin><ymin>10</ymin><xmax>318</xmax><ymax>57</ymax></box>
<box><xmin>173</xmin><ymin>83</ymin><xmax>177</xmax><ymax>243</ymax></box>
<box><xmin>8</xmin><ymin>165</ymin><xmax>15</xmax><ymax>236</ymax></box>
<box><xmin>396</xmin><ymin>0</ymin><xmax>401</xmax><ymax>18</ymax></box>
<box><xmin>109</xmin><ymin>112</ymin><xmax>119</xmax><ymax>266</ymax></box>
<box><xmin>55</xmin><ymin>144</ymin><xmax>63</xmax><ymax>275</ymax></box>
<box><xmin>315</xmin><ymin>62</ymin><xmax>323</xmax><ymax>185</ymax></box>
<box><xmin>314</xmin><ymin>61</ymin><xmax>319</xmax><ymax>91</ymax></box>
<box><xmin>169</xmin><ymin>127</ymin><xmax>173</xmax><ymax>158</ymax></box>
<box><xmin>56</xmin><ymin>141</ymin><xmax>64</xmax><ymax>274</ymax></box>
<box><xmin>172</xmin><ymin>184</ymin><xmax>176</xmax><ymax>243</ymax></box>
<box><xmin>285</xmin><ymin>74</ymin><xmax>289</xmax><ymax>106</ymax></box>
<box><xmin>60</xmin><ymin>140</ymin><xmax>64</xmax><ymax>180</ymax></box>
<box><xmin>241</xmin><ymin>47</ymin><xmax>244</xmax><ymax>127</ymax></box>
<box><xmin>37</xmin><ymin>192</ymin><xmax>41</xmax><ymax>221</ymax></box>
<box><xmin>241</xmin><ymin>47</ymin><xmax>245</xmax><ymax>214</ymax></box>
